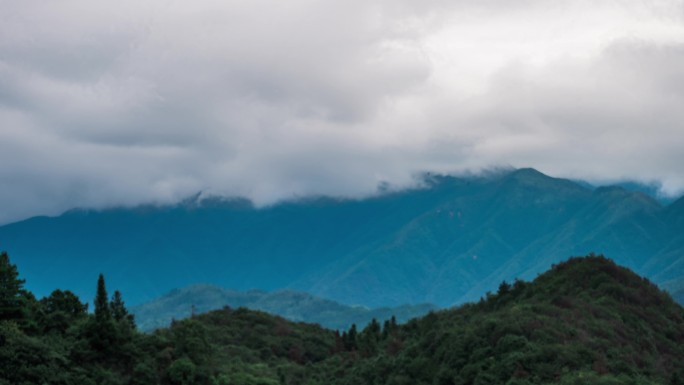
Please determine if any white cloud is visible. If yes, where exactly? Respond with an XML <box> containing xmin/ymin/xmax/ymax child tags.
<box><xmin>1</xmin><ymin>0</ymin><xmax>683</xmax><ymax>223</ymax></box>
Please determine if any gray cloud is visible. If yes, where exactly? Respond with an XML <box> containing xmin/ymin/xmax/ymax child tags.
<box><xmin>1</xmin><ymin>0</ymin><xmax>683</xmax><ymax>224</ymax></box>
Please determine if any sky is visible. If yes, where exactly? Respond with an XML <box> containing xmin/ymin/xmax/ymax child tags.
<box><xmin>1</xmin><ymin>0</ymin><xmax>684</xmax><ymax>224</ymax></box>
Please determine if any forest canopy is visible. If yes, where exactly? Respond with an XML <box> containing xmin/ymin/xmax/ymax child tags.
<box><xmin>1</xmin><ymin>251</ymin><xmax>684</xmax><ymax>385</ymax></box>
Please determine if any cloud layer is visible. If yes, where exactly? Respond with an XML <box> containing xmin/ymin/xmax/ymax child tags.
<box><xmin>1</xmin><ymin>0</ymin><xmax>684</xmax><ymax>224</ymax></box>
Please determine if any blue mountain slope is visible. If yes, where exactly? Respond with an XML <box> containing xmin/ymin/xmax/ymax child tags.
<box><xmin>1</xmin><ymin>168</ymin><xmax>682</xmax><ymax>308</ymax></box>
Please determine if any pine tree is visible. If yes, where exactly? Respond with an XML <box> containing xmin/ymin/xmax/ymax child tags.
<box><xmin>0</xmin><ymin>251</ymin><xmax>26</xmax><ymax>322</ymax></box>
<box><xmin>334</xmin><ymin>330</ymin><xmax>345</xmax><ymax>353</ymax></box>
<box><xmin>359</xmin><ymin>319</ymin><xmax>381</xmax><ymax>356</ymax></box>
<box><xmin>111</xmin><ymin>290</ymin><xmax>135</xmax><ymax>327</ymax></box>
<box><xmin>383</xmin><ymin>315</ymin><xmax>397</xmax><ymax>337</ymax></box>
<box><xmin>366</xmin><ymin>318</ymin><xmax>381</xmax><ymax>337</ymax></box>
<box><xmin>345</xmin><ymin>323</ymin><xmax>358</xmax><ymax>351</ymax></box>
<box><xmin>498</xmin><ymin>280</ymin><xmax>511</xmax><ymax>296</ymax></box>
<box><xmin>382</xmin><ymin>319</ymin><xmax>390</xmax><ymax>339</ymax></box>
<box><xmin>87</xmin><ymin>274</ymin><xmax>118</xmax><ymax>357</ymax></box>
<box><xmin>111</xmin><ymin>290</ymin><xmax>125</xmax><ymax>321</ymax></box>
<box><xmin>94</xmin><ymin>274</ymin><xmax>111</xmax><ymax>324</ymax></box>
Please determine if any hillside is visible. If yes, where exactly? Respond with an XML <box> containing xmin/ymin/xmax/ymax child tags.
<box><xmin>142</xmin><ymin>255</ymin><xmax>684</xmax><ymax>384</ymax></box>
<box><xmin>310</xmin><ymin>255</ymin><xmax>684</xmax><ymax>384</ymax></box>
<box><xmin>4</xmin><ymin>254</ymin><xmax>683</xmax><ymax>385</ymax></box>
<box><xmin>1</xmin><ymin>168</ymin><xmax>683</xmax><ymax>308</ymax></box>
<box><xmin>131</xmin><ymin>285</ymin><xmax>436</xmax><ymax>331</ymax></box>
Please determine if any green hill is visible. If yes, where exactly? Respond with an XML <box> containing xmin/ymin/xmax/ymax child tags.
<box><xmin>162</xmin><ymin>255</ymin><xmax>684</xmax><ymax>384</ymax></box>
<box><xmin>305</xmin><ymin>255</ymin><xmax>684</xmax><ymax>384</ymax></box>
<box><xmin>3</xmin><ymin>253</ymin><xmax>683</xmax><ymax>384</ymax></box>
<box><xmin>130</xmin><ymin>285</ymin><xmax>436</xmax><ymax>332</ymax></box>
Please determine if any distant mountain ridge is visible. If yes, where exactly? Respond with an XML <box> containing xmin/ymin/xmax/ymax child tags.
<box><xmin>130</xmin><ymin>285</ymin><xmax>436</xmax><ymax>332</ymax></box>
<box><xmin>1</xmin><ymin>168</ymin><xmax>683</xmax><ymax>308</ymax></box>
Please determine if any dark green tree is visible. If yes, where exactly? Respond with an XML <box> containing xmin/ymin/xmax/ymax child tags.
<box><xmin>345</xmin><ymin>323</ymin><xmax>358</xmax><ymax>351</ymax></box>
<box><xmin>0</xmin><ymin>321</ymin><xmax>62</xmax><ymax>385</ymax></box>
<box><xmin>167</xmin><ymin>357</ymin><xmax>197</xmax><ymax>385</ymax></box>
<box><xmin>383</xmin><ymin>315</ymin><xmax>398</xmax><ymax>338</ymax></box>
<box><xmin>110</xmin><ymin>290</ymin><xmax>134</xmax><ymax>327</ymax></box>
<box><xmin>38</xmin><ymin>289</ymin><xmax>88</xmax><ymax>334</ymax></box>
<box><xmin>0</xmin><ymin>251</ymin><xmax>26</xmax><ymax>322</ymax></box>
<box><xmin>498</xmin><ymin>280</ymin><xmax>511</xmax><ymax>295</ymax></box>
<box><xmin>108</xmin><ymin>289</ymin><xmax>137</xmax><ymax>365</ymax></box>
<box><xmin>358</xmin><ymin>318</ymin><xmax>381</xmax><ymax>356</ymax></box>
<box><xmin>172</xmin><ymin>319</ymin><xmax>212</xmax><ymax>364</ymax></box>
<box><xmin>130</xmin><ymin>361</ymin><xmax>159</xmax><ymax>385</ymax></box>
<box><xmin>94</xmin><ymin>274</ymin><xmax>111</xmax><ymax>324</ymax></box>
<box><xmin>41</xmin><ymin>289</ymin><xmax>88</xmax><ymax>316</ymax></box>
<box><xmin>87</xmin><ymin>273</ymin><xmax>117</xmax><ymax>358</ymax></box>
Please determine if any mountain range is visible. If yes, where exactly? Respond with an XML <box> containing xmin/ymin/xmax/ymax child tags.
<box><xmin>1</xmin><ymin>168</ymin><xmax>683</xmax><ymax>308</ymax></box>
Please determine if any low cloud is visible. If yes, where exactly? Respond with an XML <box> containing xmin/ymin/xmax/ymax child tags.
<box><xmin>1</xmin><ymin>0</ymin><xmax>683</xmax><ymax>224</ymax></box>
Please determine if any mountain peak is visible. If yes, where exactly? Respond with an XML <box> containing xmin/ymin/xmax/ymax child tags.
<box><xmin>512</xmin><ymin>167</ymin><xmax>545</xmax><ymax>177</ymax></box>
<box><xmin>506</xmin><ymin>167</ymin><xmax>572</xmax><ymax>187</ymax></box>
<box><xmin>533</xmin><ymin>255</ymin><xmax>674</xmax><ymax>307</ymax></box>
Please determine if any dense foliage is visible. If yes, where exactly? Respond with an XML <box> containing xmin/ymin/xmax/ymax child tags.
<box><xmin>1</xmin><ymin>252</ymin><xmax>683</xmax><ymax>384</ymax></box>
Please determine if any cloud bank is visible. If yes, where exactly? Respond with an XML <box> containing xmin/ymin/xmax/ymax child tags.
<box><xmin>1</xmin><ymin>0</ymin><xmax>684</xmax><ymax>224</ymax></box>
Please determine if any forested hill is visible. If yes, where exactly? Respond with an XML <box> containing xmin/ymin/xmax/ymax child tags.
<box><xmin>130</xmin><ymin>285</ymin><xmax>436</xmax><ymax>332</ymax></box>
<box><xmin>1</xmin><ymin>168</ymin><xmax>684</xmax><ymax>308</ymax></box>
<box><xmin>2</xmin><ymin>253</ymin><xmax>684</xmax><ymax>384</ymax></box>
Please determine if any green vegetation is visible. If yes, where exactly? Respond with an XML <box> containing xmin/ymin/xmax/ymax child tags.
<box><xmin>2</xmin><ymin>251</ymin><xmax>683</xmax><ymax>384</ymax></box>
<box><xmin>131</xmin><ymin>285</ymin><xmax>436</xmax><ymax>332</ymax></box>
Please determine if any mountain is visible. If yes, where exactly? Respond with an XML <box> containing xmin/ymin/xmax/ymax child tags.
<box><xmin>147</xmin><ymin>256</ymin><xmax>684</xmax><ymax>384</ymax></box>
<box><xmin>658</xmin><ymin>197</ymin><xmax>684</xmax><ymax>305</ymax></box>
<box><xmin>611</xmin><ymin>181</ymin><xmax>677</xmax><ymax>205</ymax></box>
<box><xmin>308</xmin><ymin>255</ymin><xmax>684</xmax><ymax>384</ymax></box>
<box><xmin>1</xmin><ymin>168</ymin><xmax>683</xmax><ymax>308</ymax></box>
<box><xmin>130</xmin><ymin>285</ymin><xmax>436</xmax><ymax>332</ymax></box>
<box><xmin>6</xmin><ymin>255</ymin><xmax>683</xmax><ymax>384</ymax></box>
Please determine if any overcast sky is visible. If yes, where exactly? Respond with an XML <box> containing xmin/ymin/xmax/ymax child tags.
<box><xmin>1</xmin><ymin>0</ymin><xmax>684</xmax><ymax>224</ymax></box>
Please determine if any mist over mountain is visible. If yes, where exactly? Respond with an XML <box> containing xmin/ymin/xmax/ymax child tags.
<box><xmin>1</xmin><ymin>168</ymin><xmax>683</xmax><ymax>308</ymax></box>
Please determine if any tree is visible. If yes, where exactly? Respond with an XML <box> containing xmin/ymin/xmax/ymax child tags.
<box><xmin>94</xmin><ymin>274</ymin><xmax>111</xmax><ymax>324</ymax></box>
<box><xmin>88</xmin><ymin>273</ymin><xmax>116</xmax><ymax>357</ymax></box>
<box><xmin>130</xmin><ymin>361</ymin><xmax>158</xmax><ymax>385</ymax></box>
<box><xmin>383</xmin><ymin>315</ymin><xmax>398</xmax><ymax>338</ymax></box>
<box><xmin>0</xmin><ymin>321</ymin><xmax>62</xmax><ymax>384</ymax></box>
<box><xmin>167</xmin><ymin>357</ymin><xmax>197</xmax><ymax>385</ymax></box>
<box><xmin>110</xmin><ymin>290</ymin><xmax>134</xmax><ymax>327</ymax></box>
<box><xmin>109</xmin><ymin>289</ymin><xmax>137</xmax><ymax>363</ymax></box>
<box><xmin>38</xmin><ymin>289</ymin><xmax>88</xmax><ymax>334</ymax></box>
<box><xmin>345</xmin><ymin>324</ymin><xmax>358</xmax><ymax>351</ymax></box>
<box><xmin>498</xmin><ymin>281</ymin><xmax>511</xmax><ymax>296</ymax></box>
<box><xmin>172</xmin><ymin>319</ymin><xmax>212</xmax><ymax>364</ymax></box>
<box><xmin>358</xmin><ymin>319</ymin><xmax>381</xmax><ymax>356</ymax></box>
<box><xmin>42</xmin><ymin>289</ymin><xmax>88</xmax><ymax>316</ymax></box>
<box><xmin>0</xmin><ymin>251</ymin><xmax>26</xmax><ymax>322</ymax></box>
